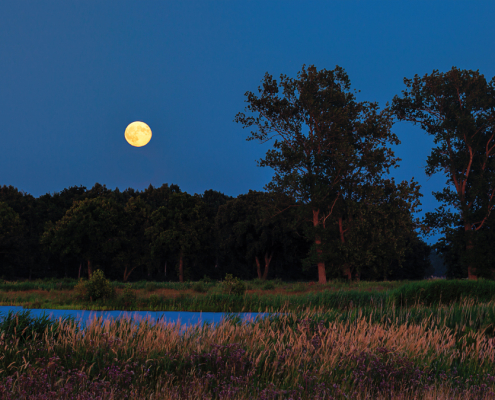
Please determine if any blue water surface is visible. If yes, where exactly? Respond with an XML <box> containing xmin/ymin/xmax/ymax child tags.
<box><xmin>0</xmin><ymin>305</ymin><xmax>277</xmax><ymax>332</ymax></box>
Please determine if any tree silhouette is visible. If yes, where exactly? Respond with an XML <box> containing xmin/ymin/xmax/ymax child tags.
<box><xmin>236</xmin><ymin>65</ymin><xmax>410</xmax><ymax>282</ymax></box>
<box><xmin>392</xmin><ymin>67</ymin><xmax>495</xmax><ymax>279</ymax></box>
<box><xmin>40</xmin><ymin>197</ymin><xmax>125</xmax><ymax>278</ymax></box>
<box><xmin>146</xmin><ymin>192</ymin><xmax>209</xmax><ymax>282</ymax></box>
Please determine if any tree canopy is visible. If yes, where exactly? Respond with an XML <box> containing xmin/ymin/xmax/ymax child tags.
<box><xmin>235</xmin><ymin>64</ymin><xmax>418</xmax><ymax>282</ymax></box>
<box><xmin>392</xmin><ymin>67</ymin><xmax>495</xmax><ymax>279</ymax></box>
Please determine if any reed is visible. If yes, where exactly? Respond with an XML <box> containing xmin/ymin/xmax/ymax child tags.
<box><xmin>1</xmin><ymin>304</ymin><xmax>495</xmax><ymax>399</ymax></box>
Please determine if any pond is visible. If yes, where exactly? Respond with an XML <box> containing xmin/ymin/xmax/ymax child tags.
<box><xmin>0</xmin><ymin>305</ymin><xmax>276</xmax><ymax>331</ymax></box>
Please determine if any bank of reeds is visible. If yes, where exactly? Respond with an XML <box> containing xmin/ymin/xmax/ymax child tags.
<box><xmin>1</xmin><ymin>305</ymin><xmax>495</xmax><ymax>399</ymax></box>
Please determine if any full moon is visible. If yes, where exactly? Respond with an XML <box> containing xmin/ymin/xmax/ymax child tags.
<box><xmin>125</xmin><ymin>121</ymin><xmax>152</xmax><ymax>147</ymax></box>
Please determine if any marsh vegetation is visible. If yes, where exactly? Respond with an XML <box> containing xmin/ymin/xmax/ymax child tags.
<box><xmin>1</xmin><ymin>277</ymin><xmax>495</xmax><ymax>399</ymax></box>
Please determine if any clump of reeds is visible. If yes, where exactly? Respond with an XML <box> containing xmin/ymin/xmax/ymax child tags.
<box><xmin>1</xmin><ymin>305</ymin><xmax>495</xmax><ymax>399</ymax></box>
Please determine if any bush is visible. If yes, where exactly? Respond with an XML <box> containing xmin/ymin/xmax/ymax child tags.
<box><xmin>73</xmin><ymin>278</ymin><xmax>88</xmax><ymax>301</ymax></box>
<box><xmin>192</xmin><ymin>282</ymin><xmax>208</xmax><ymax>293</ymax></box>
<box><xmin>263</xmin><ymin>281</ymin><xmax>275</xmax><ymax>290</ymax></box>
<box><xmin>73</xmin><ymin>270</ymin><xmax>115</xmax><ymax>302</ymax></box>
<box><xmin>288</xmin><ymin>282</ymin><xmax>306</xmax><ymax>292</ymax></box>
<box><xmin>145</xmin><ymin>282</ymin><xmax>159</xmax><ymax>292</ymax></box>
<box><xmin>250</xmin><ymin>278</ymin><xmax>264</xmax><ymax>288</ymax></box>
<box><xmin>121</xmin><ymin>284</ymin><xmax>137</xmax><ymax>307</ymax></box>
<box><xmin>85</xmin><ymin>270</ymin><xmax>115</xmax><ymax>302</ymax></box>
<box><xmin>221</xmin><ymin>274</ymin><xmax>246</xmax><ymax>296</ymax></box>
<box><xmin>148</xmin><ymin>293</ymin><xmax>162</xmax><ymax>308</ymax></box>
<box><xmin>199</xmin><ymin>275</ymin><xmax>212</xmax><ymax>284</ymax></box>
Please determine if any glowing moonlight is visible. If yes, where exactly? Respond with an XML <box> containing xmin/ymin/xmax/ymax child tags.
<box><xmin>125</xmin><ymin>121</ymin><xmax>152</xmax><ymax>147</ymax></box>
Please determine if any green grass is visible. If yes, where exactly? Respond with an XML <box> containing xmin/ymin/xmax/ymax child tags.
<box><xmin>1</xmin><ymin>278</ymin><xmax>495</xmax><ymax>313</ymax></box>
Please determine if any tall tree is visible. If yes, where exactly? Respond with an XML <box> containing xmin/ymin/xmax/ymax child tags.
<box><xmin>215</xmin><ymin>190</ymin><xmax>301</xmax><ymax>280</ymax></box>
<box><xmin>387</xmin><ymin>232</ymin><xmax>433</xmax><ymax>281</ymax></box>
<box><xmin>111</xmin><ymin>196</ymin><xmax>153</xmax><ymax>281</ymax></box>
<box><xmin>146</xmin><ymin>192</ymin><xmax>209</xmax><ymax>282</ymax></box>
<box><xmin>40</xmin><ymin>197</ymin><xmax>125</xmax><ymax>278</ymax></box>
<box><xmin>235</xmin><ymin>65</ymin><xmax>404</xmax><ymax>283</ymax></box>
<box><xmin>198</xmin><ymin>189</ymin><xmax>234</xmax><ymax>279</ymax></box>
<box><xmin>309</xmin><ymin>177</ymin><xmax>428</xmax><ymax>281</ymax></box>
<box><xmin>0</xmin><ymin>185</ymin><xmax>41</xmax><ymax>279</ymax></box>
<box><xmin>392</xmin><ymin>67</ymin><xmax>495</xmax><ymax>279</ymax></box>
<box><xmin>432</xmin><ymin>212</ymin><xmax>495</xmax><ymax>280</ymax></box>
<box><xmin>140</xmin><ymin>183</ymin><xmax>181</xmax><ymax>210</ymax></box>
<box><xmin>0</xmin><ymin>202</ymin><xmax>26</xmax><ymax>278</ymax></box>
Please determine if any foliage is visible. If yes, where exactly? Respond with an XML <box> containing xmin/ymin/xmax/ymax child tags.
<box><xmin>221</xmin><ymin>274</ymin><xmax>246</xmax><ymax>296</ymax></box>
<box><xmin>392</xmin><ymin>67</ymin><xmax>495</xmax><ymax>279</ymax></box>
<box><xmin>74</xmin><ymin>270</ymin><xmax>115</xmax><ymax>302</ymax></box>
<box><xmin>73</xmin><ymin>278</ymin><xmax>88</xmax><ymax>301</ymax></box>
<box><xmin>235</xmin><ymin>64</ymin><xmax>420</xmax><ymax>283</ymax></box>
<box><xmin>302</xmin><ymin>179</ymin><xmax>430</xmax><ymax>281</ymax></box>
<box><xmin>1</xmin><ymin>303</ymin><xmax>495</xmax><ymax>399</ymax></box>
<box><xmin>393</xmin><ymin>279</ymin><xmax>495</xmax><ymax>306</ymax></box>
<box><xmin>40</xmin><ymin>197</ymin><xmax>126</xmax><ymax>279</ymax></box>
<box><xmin>192</xmin><ymin>282</ymin><xmax>207</xmax><ymax>293</ymax></box>
<box><xmin>262</xmin><ymin>281</ymin><xmax>275</xmax><ymax>290</ymax></box>
<box><xmin>121</xmin><ymin>284</ymin><xmax>137</xmax><ymax>307</ymax></box>
<box><xmin>199</xmin><ymin>275</ymin><xmax>212</xmax><ymax>284</ymax></box>
<box><xmin>146</xmin><ymin>192</ymin><xmax>210</xmax><ymax>283</ymax></box>
<box><xmin>148</xmin><ymin>293</ymin><xmax>162</xmax><ymax>308</ymax></box>
<box><xmin>215</xmin><ymin>190</ymin><xmax>302</xmax><ymax>281</ymax></box>
<box><xmin>144</xmin><ymin>282</ymin><xmax>159</xmax><ymax>292</ymax></box>
<box><xmin>111</xmin><ymin>196</ymin><xmax>153</xmax><ymax>282</ymax></box>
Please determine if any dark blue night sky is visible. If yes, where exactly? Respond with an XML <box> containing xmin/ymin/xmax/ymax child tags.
<box><xmin>1</xmin><ymin>1</ymin><xmax>494</xmax><ymax>247</ymax></box>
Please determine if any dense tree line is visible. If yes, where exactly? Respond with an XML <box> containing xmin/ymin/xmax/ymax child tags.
<box><xmin>1</xmin><ymin>65</ymin><xmax>494</xmax><ymax>282</ymax></box>
<box><xmin>0</xmin><ymin>182</ymin><xmax>430</xmax><ymax>282</ymax></box>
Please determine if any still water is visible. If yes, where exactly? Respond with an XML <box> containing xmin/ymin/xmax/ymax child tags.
<box><xmin>0</xmin><ymin>305</ymin><xmax>275</xmax><ymax>331</ymax></box>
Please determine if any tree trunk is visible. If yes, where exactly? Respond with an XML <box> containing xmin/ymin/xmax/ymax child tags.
<box><xmin>87</xmin><ymin>259</ymin><xmax>93</xmax><ymax>278</ymax></box>
<box><xmin>164</xmin><ymin>260</ymin><xmax>167</xmax><ymax>276</ymax></box>
<box><xmin>313</xmin><ymin>208</ymin><xmax>327</xmax><ymax>284</ymax></box>
<box><xmin>262</xmin><ymin>251</ymin><xmax>274</xmax><ymax>281</ymax></box>
<box><xmin>465</xmin><ymin>222</ymin><xmax>477</xmax><ymax>280</ymax></box>
<box><xmin>255</xmin><ymin>256</ymin><xmax>262</xmax><ymax>279</ymax></box>
<box><xmin>123</xmin><ymin>264</ymin><xmax>138</xmax><ymax>282</ymax></box>
<box><xmin>179</xmin><ymin>250</ymin><xmax>184</xmax><ymax>283</ymax></box>
<box><xmin>339</xmin><ymin>217</ymin><xmax>352</xmax><ymax>281</ymax></box>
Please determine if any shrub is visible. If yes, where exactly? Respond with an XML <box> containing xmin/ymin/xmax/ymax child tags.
<box><xmin>85</xmin><ymin>270</ymin><xmax>115</xmax><ymax>302</ymax></box>
<box><xmin>199</xmin><ymin>275</ymin><xmax>212</xmax><ymax>284</ymax></box>
<box><xmin>221</xmin><ymin>274</ymin><xmax>246</xmax><ymax>296</ymax></box>
<box><xmin>148</xmin><ymin>293</ymin><xmax>162</xmax><ymax>308</ymax></box>
<box><xmin>288</xmin><ymin>282</ymin><xmax>306</xmax><ymax>292</ymax></box>
<box><xmin>251</xmin><ymin>278</ymin><xmax>264</xmax><ymax>287</ymax></box>
<box><xmin>192</xmin><ymin>282</ymin><xmax>208</xmax><ymax>293</ymax></box>
<box><xmin>145</xmin><ymin>282</ymin><xmax>159</xmax><ymax>292</ymax></box>
<box><xmin>263</xmin><ymin>281</ymin><xmax>275</xmax><ymax>290</ymax></box>
<box><xmin>73</xmin><ymin>278</ymin><xmax>88</xmax><ymax>301</ymax></box>
<box><xmin>121</xmin><ymin>284</ymin><xmax>137</xmax><ymax>307</ymax></box>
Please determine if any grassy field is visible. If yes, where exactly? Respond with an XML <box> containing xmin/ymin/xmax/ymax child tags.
<box><xmin>1</xmin><ymin>278</ymin><xmax>495</xmax><ymax>399</ymax></box>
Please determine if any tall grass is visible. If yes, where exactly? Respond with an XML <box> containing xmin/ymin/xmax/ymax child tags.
<box><xmin>1</xmin><ymin>306</ymin><xmax>495</xmax><ymax>399</ymax></box>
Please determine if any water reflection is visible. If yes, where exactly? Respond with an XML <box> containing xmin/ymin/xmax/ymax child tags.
<box><xmin>0</xmin><ymin>306</ymin><xmax>277</xmax><ymax>332</ymax></box>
